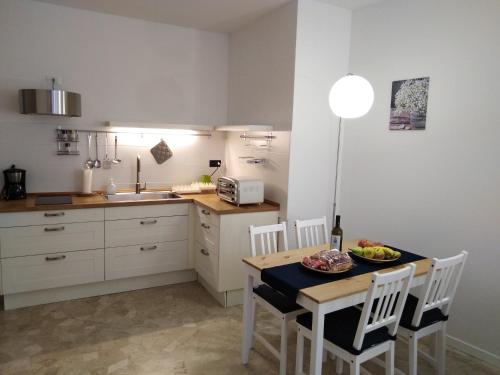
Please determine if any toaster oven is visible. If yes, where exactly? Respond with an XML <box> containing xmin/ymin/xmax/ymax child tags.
<box><xmin>216</xmin><ymin>177</ymin><xmax>264</xmax><ymax>206</ymax></box>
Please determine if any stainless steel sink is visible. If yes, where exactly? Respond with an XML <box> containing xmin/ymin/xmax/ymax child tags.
<box><xmin>105</xmin><ymin>191</ymin><xmax>182</xmax><ymax>201</ymax></box>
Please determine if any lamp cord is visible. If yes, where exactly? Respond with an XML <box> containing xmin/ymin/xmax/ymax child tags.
<box><xmin>332</xmin><ymin>117</ymin><xmax>343</xmax><ymax>227</ymax></box>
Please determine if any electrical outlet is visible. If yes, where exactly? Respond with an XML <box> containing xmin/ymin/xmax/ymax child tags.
<box><xmin>209</xmin><ymin>160</ymin><xmax>221</xmax><ymax>167</ymax></box>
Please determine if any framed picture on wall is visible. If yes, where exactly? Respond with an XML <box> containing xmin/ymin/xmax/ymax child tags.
<box><xmin>389</xmin><ymin>77</ymin><xmax>430</xmax><ymax>130</ymax></box>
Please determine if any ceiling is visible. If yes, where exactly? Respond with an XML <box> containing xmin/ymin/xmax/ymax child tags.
<box><xmin>34</xmin><ymin>0</ymin><xmax>386</xmax><ymax>33</ymax></box>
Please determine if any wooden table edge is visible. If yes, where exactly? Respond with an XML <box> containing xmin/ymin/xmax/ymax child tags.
<box><xmin>242</xmin><ymin>242</ymin><xmax>432</xmax><ymax>304</ymax></box>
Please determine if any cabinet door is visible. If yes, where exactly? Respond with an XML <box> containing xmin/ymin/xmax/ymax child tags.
<box><xmin>2</xmin><ymin>249</ymin><xmax>104</xmax><ymax>294</ymax></box>
<box><xmin>105</xmin><ymin>216</ymin><xmax>188</xmax><ymax>248</ymax></box>
<box><xmin>0</xmin><ymin>208</ymin><xmax>104</xmax><ymax>227</ymax></box>
<box><xmin>0</xmin><ymin>222</ymin><xmax>104</xmax><ymax>258</ymax></box>
<box><xmin>105</xmin><ymin>204</ymin><xmax>188</xmax><ymax>221</ymax></box>
<box><xmin>194</xmin><ymin>240</ymin><xmax>219</xmax><ymax>291</ymax></box>
<box><xmin>218</xmin><ymin>212</ymin><xmax>279</xmax><ymax>292</ymax></box>
<box><xmin>105</xmin><ymin>240</ymin><xmax>188</xmax><ymax>280</ymax></box>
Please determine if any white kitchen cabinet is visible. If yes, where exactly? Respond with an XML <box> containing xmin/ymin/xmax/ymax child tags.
<box><xmin>0</xmin><ymin>208</ymin><xmax>103</xmax><ymax>227</ymax></box>
<box><xmin>0</xmin><ymin>222</ymin><xmax>104</xmax><ymax>258</ymax></box>
<box><xmin>195</xmin><ymin>205</ymin><xmax>220</xmax><ymax>227</ymax></box>
<box><xmin>0</xmin><ymin>203</ymin><xmax>196</xmax><ymax>309</ymax></box>
<box><xmin>194</xmin><ymin>240</ymin><xmax>219</xmax><ymax>287</ymax></box>
<box><xmin>104</xmin><ymin>204</ymin><xmax>191</xmax><ymax>282</ymax></box>
<box><xmin>195</xmin><ymin>215</ymin><xmax>219</xmax><ymax>254</ymax></box>
<box><xmin>105</xmin><ymin>203</ymin><xmax>188</xmax><ymax>221</ymax></box>
<box><xmin>1</xmin><ymin>249</ymin><xmax>104</xmax><ymax>294</ymax></box>
<box><xmin>193</xmin><ymin>205</ymin><xmax>279</xmax><ymax>306</ymax></box>
<box><xmin>105</xmin><ymin>216</ymin><xmax>188</xmax><ymax>248</ymax></box>
<box><xmin>105</xmin><ymin>240</ymin><xmax>188</xmax><ymax>280</ymax></box>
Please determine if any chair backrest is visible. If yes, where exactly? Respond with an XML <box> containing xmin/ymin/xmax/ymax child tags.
<box><xmin>295</xmin><ymin>216</ymin><xmax>329</xmax><ymax>248</ymax></box>
<box><xmin>249</xmin><ymin>222</ymin><xmax>288</xmax><ymax>256</ymax></box>
<box><xmin>353</xmin><ymin>264</ymin><xmax>416</xmax><ymax>350</ymax></box>
<box><xmin>412</xmin><ymin>251</ymin><xmax>468</xmax><ymax>327</ymax></box>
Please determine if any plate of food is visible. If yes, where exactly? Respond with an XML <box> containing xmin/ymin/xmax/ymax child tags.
<box><xmin>349</xmin><ymin>239</ymin><xmax>401</xmax><ymax>263</ymax></box>
<box><xmin>302</xmin><ymin>249</ymin><xmax>355</xmax><ymax>274</ymax></box>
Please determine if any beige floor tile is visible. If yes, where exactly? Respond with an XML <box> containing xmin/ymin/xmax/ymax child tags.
<box><xmin>0</xmin><ymin>282</ymin><xmax>498</xmax><ymax>375</ymax></box>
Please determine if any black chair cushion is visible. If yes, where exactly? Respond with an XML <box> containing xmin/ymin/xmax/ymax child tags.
<box><xmin>399</xmin><ymin>294</ymin><xmax>448</xmax><ymax>331</ymax></box>
<box><xmin>253</xmin><ymin>284</ymin><xmax>303</xmax><ymax>314</ymax></box>
<box><xmin>296</xmin><ymin>307</ymin><xmax>396</xmax><ymax>356</ymax></box>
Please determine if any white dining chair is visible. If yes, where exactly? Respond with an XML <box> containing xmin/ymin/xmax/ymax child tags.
<box><xmin>397</xmin><ymin>251</ymin><xmax>468</xmax><ymax>375</ymax></box>
<box><xmin>295</xmin><ymin>216</ymin><xmax>329</xmax><ymax>248</ymax></box>
<box><xmin>248</xmin><ymin>222</ymin><xmax>305</xmax><ymax>375</ymax></box>
<box><xmin>295</xmin><ymin>263</ymin><xmax>416</xmax><ymax>375</ymax></box>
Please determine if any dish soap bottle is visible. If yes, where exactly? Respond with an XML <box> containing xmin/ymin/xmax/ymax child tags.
<box><xmin>106</xmin><ymin>178</ymin><xmax>117</xmax><ymax>195</ymax></box>
<box><xmin>331</xmin><ymin>215</ymin><xmax>343</xmax><ymax>251</ymax></box>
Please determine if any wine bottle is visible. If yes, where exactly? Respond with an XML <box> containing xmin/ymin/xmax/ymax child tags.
<box><xmin>331</xmin><ymin>215</ymin><xmax>343</xmax><ymax>250</ymax></box>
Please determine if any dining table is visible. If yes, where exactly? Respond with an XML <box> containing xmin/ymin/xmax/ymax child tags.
<box><xmin>241</xmin><ymin>239</ymin><xmax>432</xmax><ymax>375</ymax></box>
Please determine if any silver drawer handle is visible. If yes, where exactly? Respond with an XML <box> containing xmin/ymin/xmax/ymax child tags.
<box><xmin>44</xmin><ymin>226</ymin><xmax>65</xmax><ymax>232</ymax></box>
<box><xmin>200</xmin><ymin>248</ymin><xmax>209</xmax><ymax>256</ymax></box>
<box><xmin>140</xmin><ymin>245</ymin><xmax>158</xmax><ymax>251</ymax></box>
<box><xmin>44</xmin><ymin>212</ymin><xmax>65</xmax><ymax>217</ymax></box>
<box><xmin>201</xmin><ymin>223</ymin><xmax>210</xmax><ymax>229</ymax></box>
<box><xmin>45</xmin><ymin>255</ymin><xmax>66</xmax><ymax>261</ymax></box>
<box><xmin>201</xmin><ymin>209</ymin><xmax>210</xmax><ymax>215</ymax></box>
<box><xmin>140</xmin><ymin>219</ymin><xmax>158</xmax><ymax>225</ymax></box>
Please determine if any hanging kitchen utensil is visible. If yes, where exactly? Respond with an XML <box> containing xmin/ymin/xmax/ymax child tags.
<box><xmin>102</xmin><ymin>133</ymin><xmax>112</xmax><ymax>169</ymax></box>
<box><xmin>93</xmin><ymin>132</ymin><xmax>101</xmax><ymax>168</ymax></box>
<box><xmin>112</xmin><ymin>135</ymin><xmax>121</xmax><ymax>164</ymax></box>
<box><xmin>85</xmin><ymin>133</ymin><xmax>94</xmax><ymax>169</ymax></box>
<box><xmin>150</xmin><ymin>139</ymin><xmax>173</xmax><ymax>165</ymax></box>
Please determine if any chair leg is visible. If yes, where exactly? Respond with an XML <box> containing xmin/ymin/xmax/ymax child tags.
<box><xmin>436</xmin><ymin>324</ymin><xmax>447</xmax><ymax>375</ymax></box>
<box><xmin>350</xmin><ymin>360</ymin><xmax>360</xmax><ymax>375</ymax></box>
<box><xmin>336</xmin><ymin>357</ymin><xmax>344</xmax><ymax>374</ymax></box>
<box><xmin>409</xmin><ymin>334</ymin><xmax>418</xmax><ymax>375</ymax></box>
<box><xmin>242</xmin><ymin>287</ymin><xmax>255</xmax><ymax>365</ymax></box>
<box><xmin>385</xmin><ymin>342</ymin><xmax>395</xmax><ymax>375</ymax></box>
<box><xmin>250</xmin><ymin>299</ymin><xmax>257</xmax><ymax>349</ymax></box>
<box><xmin>295</xmin><ymin>328</ymin><xmax>304</xmax><ymax>375</ymax></box>
<box><xmin>279</xmin><ymin>317</ymin><xmax>288</xmax><ymax>375</ymax></box>
<box><xmin>323</xmin><ymin>348</ymin><xmax>327</xmax><ymax>363</ymax></box>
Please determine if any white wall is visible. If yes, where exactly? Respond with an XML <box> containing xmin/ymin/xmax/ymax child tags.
<box><xmin>227</xmin><ymin>2</ymin><xmax>297</xmax><ymax>220</ymax></box>
<box><xmin>228</xmin><ymin>1</ymin><xmax>297</xmax><ymax>131</ymax></box>
<box><xmin>286</xmin><ymin>0</ymin><xmax>352</xmax><ymax>246</ymax></box>
<box><xmin>0</xmin><ymin>0</ymin><xmax>228</xmax><ymax>192</ymax></box>
<box><xmin>345</xmin><ymin>0</ymin><xmax>500</xmax><ymax>360</ymax></box>
<box><xmin>224</xmin><ymin>131</ymin><xmax>291</xmax><ymax>219</ymax></box>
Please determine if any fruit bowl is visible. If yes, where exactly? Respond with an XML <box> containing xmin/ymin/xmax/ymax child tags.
<box><xmin>348</xmin><ymin>248</ymin><xmax>401</xmax><ymax>263</ymax></box>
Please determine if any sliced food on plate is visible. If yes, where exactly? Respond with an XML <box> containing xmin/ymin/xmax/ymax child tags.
<box><xmin>302</xmin><ymin>249</ymin><xmax>353</xmax><ymax>273</ymax></box>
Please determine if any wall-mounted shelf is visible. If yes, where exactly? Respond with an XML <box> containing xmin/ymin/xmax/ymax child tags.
<box><xmin>215</xmin><ymin>125</ymin><xmax>273</xmax><ymax>132</ymax></box>
<box><xmin>106</xmin><ymin>121</ymin><xmax>213</xmax><ymax>135</ymax></box>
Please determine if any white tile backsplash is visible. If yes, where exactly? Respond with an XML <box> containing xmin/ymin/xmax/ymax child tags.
<box><xmin>0</xmin><ymin>122</ymin><xmax>226</xmax><ymax>192</ymax></box>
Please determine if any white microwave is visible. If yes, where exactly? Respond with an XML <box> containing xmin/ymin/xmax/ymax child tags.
<box><xmin>216</xmin><ymin>177</ymin><xmax>264</xmax><ymax>206</ymax></box>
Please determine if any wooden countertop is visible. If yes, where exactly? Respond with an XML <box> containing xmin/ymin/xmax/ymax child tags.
<box><xmin>0</xmin><ymin>193</ymin><xmax>279</xmax><ymax>215</ymax></box>
<box><xmin>243</xmin><ymin>240</ymin><xmax>431</xmax><ymax>303</ymax></box>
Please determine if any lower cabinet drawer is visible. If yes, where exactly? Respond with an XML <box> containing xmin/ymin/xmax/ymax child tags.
<box><xmin>195</xmin><ymin>218</ymin><xmax>219</xmax><ymax>254</ymax></box>
<box><xmin>194</xmin><ymin>240</ymin><xmax>219</xmax><ymax>291</ymax></box>
<box><xmin>195</xmin><ymin>205</ymin><xmax>220</xmax><ymax>227</ymax></box>
<box><xmin>105</xmin><ymin>240</ymin><xmax>189</xmax><ymax>280</ymax></box>
<box><xmin>105</xmin><ymin>216</ymin><xmax>188</xmax><ymax>248</ymax></box>
<box><xmin>0</xmin><ymin>222</ymin><xmax>104</xmax><ymax>258</ymax></box>
<box><xmin>1</xmin><ymin>249</ymin><xmax>104</xmax><ymax>294</ymax></box>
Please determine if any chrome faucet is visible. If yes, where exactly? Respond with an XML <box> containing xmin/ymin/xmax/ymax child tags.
<box><xmin>135</xmin><ymin>155</ymin><xmax>147</xmax><ymax>194</ymax></box>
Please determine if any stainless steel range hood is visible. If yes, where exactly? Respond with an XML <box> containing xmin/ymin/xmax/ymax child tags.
<box><xmin>19</xmin><ymin>79</ymin><xmax>81</xmax><ymax>117</ymax></box>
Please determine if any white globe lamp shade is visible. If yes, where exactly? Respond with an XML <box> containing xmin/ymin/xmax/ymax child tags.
<box><xmin>329</xmin><ymin>75</ymin><xmax>374</xmax><ymax>119</ymax></box>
